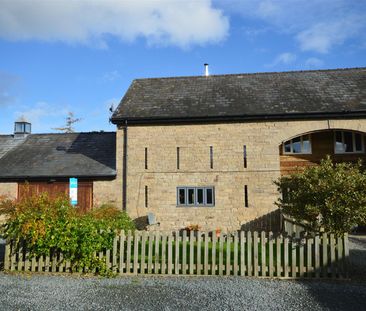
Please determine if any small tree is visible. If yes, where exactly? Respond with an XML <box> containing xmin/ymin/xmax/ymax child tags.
<box><xmin>52</xmin><ymin>112</ymin><xmax>81</xmax><ymax>133</ymax></box>
<box><xmin>275</xmin><ymin>157</ymin><xmax>366</xmax><ymax>235</ymax></box>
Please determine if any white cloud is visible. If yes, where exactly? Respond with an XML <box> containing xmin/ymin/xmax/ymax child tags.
<box><xmin>220</xmin><ymin>0</ymin><xmax>366</xmax><ymax>53</ymax></box>
<box><xmin>0</xmin><ymin>0</ymin><xmax>229</xmax><ymax>48</ymax></box>
<box><xmin>242</xmin><ymin>26</ymin><xmax>268</xmax><ymax>39</ymax></box>
<box><xmin>305</xmin><ymin>57</ymin><xmax>324</xmax><ymax>68</ymax></box>
<box><xmin>102</xmin><ymin>70</ymin><xmax>121</xmax><ymax>82</ymax></box>
<box><xmin>268</xmin><ymin>52</ymin><xmax>296</xmax><ymax>67</ymax></box>
<box><xmin>296</xmin><ymin>17</ymin><xmax>363</xmax><ymax>53</ymax></box>
<box><xmin>257</xmin><ymin>0</ymin><xmax>280</xmax><ymax>18</ymax></box>
<box><xmin>0</xmin><ymin>71</ymin><xmax>19</xmax><ymax>106</ymax></box>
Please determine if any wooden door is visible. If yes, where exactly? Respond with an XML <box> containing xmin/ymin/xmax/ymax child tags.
<box><xmin>18</xmin><ymin>181</ymin><xmax>93</xmax><ymax>211</ymax></box>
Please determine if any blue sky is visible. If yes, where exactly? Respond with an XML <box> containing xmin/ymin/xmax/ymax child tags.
<box><xmin>0</xmin><ymin>0</ymin><xmax>365</xmax><ymax>134</ymax></box>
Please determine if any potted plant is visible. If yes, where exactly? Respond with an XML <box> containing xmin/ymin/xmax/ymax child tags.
<box><xmin>185</xmin><ymin>224</ymin><xmax>201</xmax><ymax>236</ymax></box>
<box><xmin>215</xmin><ymin>228</ymin><xmax>221</xmax><ymax>238</ymax></box>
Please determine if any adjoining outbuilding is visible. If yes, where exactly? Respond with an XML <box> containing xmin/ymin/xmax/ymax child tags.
<box><xmin>0</xmin><ymin>121</ymin><xmax>119</xmax><ymax>211</ymax></box>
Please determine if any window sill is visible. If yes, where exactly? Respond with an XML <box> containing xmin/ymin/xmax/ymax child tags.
<box><xmin>176</xmin><ymin>205</ymin><xmax>215</xmax><ymax>208</ymax></box>
<box><xmin>283</xmin><ymin>152</ymin><xmax>312</xmax><ymax>155</ymax></box>
<box><xmin>334</xmin><ymin>151</ymin><xmax>365</xmax><ymax>155</ymax></box>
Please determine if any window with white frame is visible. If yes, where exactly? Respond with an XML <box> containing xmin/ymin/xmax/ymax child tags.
<box><xmin>283</xmin><ymin>134</ymin><xmax>311</xmax><ymax>154</ymax></box>
<box><xmin>177</xmin><ymin>187</ymin><xmax>215</xmax><ymax>207</ymax></box>
<box><xmin>334</xmin><ymin>131</ymin><xmax>364</xmax><ymax>154</ymax></box>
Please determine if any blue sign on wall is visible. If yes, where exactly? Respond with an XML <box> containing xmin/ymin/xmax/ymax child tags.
<box><xmin>69</xmin><ymin>177</ymin><xmax>78</xmax><ymax>206</ymax></box>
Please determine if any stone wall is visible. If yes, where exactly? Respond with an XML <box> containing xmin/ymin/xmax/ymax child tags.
<box><xmin>0</xmin><ymin>183</ymin><xmax>17</xmax><ymax>199</ymax></box>
<box><xmin>92</xmin><ymin>128</ymin><xmax>124</xmax><ymax>208</ymax></box>
<box><xmin>0</xmin><ymin>183</ymin><xmax>17</xmax><ymax>223</ymax></box>
<box><xmin>118</xmin><ymin>118</ymin><xmax>366</xmax><ymax>232</ymax></box>
<box><xmin>93</xmin><ymin>179</ymin><xmax>121</xmax><ymax>207</ymax></box>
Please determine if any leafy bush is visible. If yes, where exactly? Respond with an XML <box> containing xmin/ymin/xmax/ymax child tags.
<box><xmin>0</xmin><ymin>193</ymin><xmax>135</xmax><ymax>274</ymax></box>
<box><xmin>275</xmin><ymin>156</ymin><xmax>366</xmax><ymax>235</ymax></box>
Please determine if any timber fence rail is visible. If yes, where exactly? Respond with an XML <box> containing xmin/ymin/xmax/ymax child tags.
<box><xmin>3</xmin><ymin>230</ymin><xmax>349</xmax><ymax>279</ymax></box>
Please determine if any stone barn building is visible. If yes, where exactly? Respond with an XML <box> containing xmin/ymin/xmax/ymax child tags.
<box><xmin>110</xmin><ymin>67</ymin><xmax>366</xmax><ymax>231</ymax></box>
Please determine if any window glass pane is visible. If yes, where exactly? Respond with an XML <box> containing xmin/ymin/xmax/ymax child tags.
<box><xmin>188</xmin><ymin>188</ymin><xmax>195</xmax><ymax>205</ymax></box>
<box><xmin>197</xmin><ymin>188</ymin><xmax>204</xmax><ymax>205</ymax></box>
<box><xmin>178</xmin><ymin>188</ymin><xmax>186</xmax><ymax>205</ymax></box>
<box><xmin>284</xmin><ymin>140</ymin><xmax>291</xmax><ymax>153</ymax></box>
<box><xmin>25</xmin><ymin>123</ymin><xmax>31</xmax><ymax>133</ymax></box>
<box><xmin>335</xmin><ymin>131</ymin><xmax>342</xmax><ymax>143</ymax></box>
<box><xmin>344</xmin><ymin>131</ymin><xmax>353</xmax><ymax>152</ymax></box>
<box><xmin>206</xmin><ymin>188</ymin><xmax>213</xmax><ymax>205</ymax></box>
<box><xmin>15</xmin><ymin>123</ymin><xmax>23</xmax><ymax>133</ymax></box>
<box><xmin>335</xmin><ymin>131</ymin><xmax>344</xmax><ymax>153</ymax></box>
<box><xmin>302</xmin><ymin>135</ymin><xmax>311</xmax><ymax>153</ymax></box>
<box><xmin>355</xmin><ymin>133</ymin><xmax>362</xmax><ymax>151</ymax></box>
<box><xmin>292</xmin><ymin>137</ymin><xmax>301</xmax><ymax>153</ymax></box>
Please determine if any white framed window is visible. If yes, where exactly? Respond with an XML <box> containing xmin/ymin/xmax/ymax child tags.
<box><xmin>334</xmin><ymin>131</ymin><xmax>364</xmax><ymax>154</ymax></box>
<box><xmin>177</xmin><ymin>187</ymin><xmax>215</xmax><ymax>207</ymax></box>
<box><xmin>283</xmin><ymin>134</ymin><xmax>312</xmax><ymax>154</ymax></box>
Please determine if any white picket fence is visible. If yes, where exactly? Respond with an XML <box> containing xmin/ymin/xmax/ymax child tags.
<box><xmin>4</xmin><ymin>230</ymin><xmax>349</xmax><ymax>278</ymax></box>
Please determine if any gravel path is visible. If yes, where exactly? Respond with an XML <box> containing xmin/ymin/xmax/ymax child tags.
<box><xmin>349</xmin><ymin>234</ymin><xmax>366</xmax><ymax>281</ymax></box>
<box><xmin>0</xmin><ymin>273</ymin><xmax>365</xmax><ymax>311</ymax></box>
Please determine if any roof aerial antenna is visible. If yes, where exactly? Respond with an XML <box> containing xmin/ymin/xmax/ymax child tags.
<box><xmin>109</xmin><ymin>104</ymin><xmax>114</xmax><ymax>113</ymax></box>
<box><xmin>204</xmin><ymin>63</ymin><xmax>209</xmax><ymax>77</ymax></box>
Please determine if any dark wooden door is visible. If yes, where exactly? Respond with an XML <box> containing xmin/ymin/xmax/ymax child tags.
<box><xmin>18</xmin><ymin>181</ymin><xmax>93</xmax><ymax>211</ymax></box>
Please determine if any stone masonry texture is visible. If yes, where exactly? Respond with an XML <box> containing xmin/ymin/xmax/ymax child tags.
<box><xmin>119</xmin><ymin>118</ymin><xmax>366</xmax><ymax>231</ymax></box>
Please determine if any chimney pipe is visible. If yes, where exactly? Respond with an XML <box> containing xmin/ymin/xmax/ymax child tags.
<box><xmin>204</xmin><ymin>63</ymin><xmax>209</xmax><ymax>77</ymax></box>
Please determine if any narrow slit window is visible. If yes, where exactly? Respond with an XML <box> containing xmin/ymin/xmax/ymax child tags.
<box><xmin>145</xmin><ymin>186</ymin><xmax>148</xmax><ymax>208</ymax></box>
<box><xmin>144</xmin><ymin>147</ymin><xmax>148</xmax><ymax>169</ymax></box>
<box><xmin>177</xmin><ymin>147</ymin><xmax>180</xmax><ymax>170</ymax></box>
<box><xmin>243</xmin><ymin>145</ymin><xmax>247</xmax><ymax>168</ymax></box>
<box><xmin>244</xmin><ymin>185</ymin><xmax>249</xmax><ymax>208</ymax></box>
<box><xmin>210</xmin><ymin>146</ymin><xmax>213</xmax><ymax>169</ymax></box>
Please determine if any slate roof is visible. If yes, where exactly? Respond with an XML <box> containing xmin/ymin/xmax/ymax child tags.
<box><xmin>111</xmin><ymin>67</ymin><xmax>366</xmax><ymax>124</ymax></box>
<box><xmin>0</xmin><ymin>136</ymin><xmax>26</xmax><ymax>159</ymax></box>
<box><xmin>0</xmin><ymin>132</ymin><xmax>116</xmax><ymax>179</ymax></box>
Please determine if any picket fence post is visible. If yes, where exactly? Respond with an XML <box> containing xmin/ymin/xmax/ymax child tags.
<box><xmin>3</xmin><ymin>230</ymin><xmax>350</xmax><ymax>279</ymax></box>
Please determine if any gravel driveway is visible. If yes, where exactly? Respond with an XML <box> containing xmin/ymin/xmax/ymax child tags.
<box><xmin>0</xmin><ymin>235</ymin><xmax>365</xmax><ymax>311</ymax></box>
<box><xmin>349</xmin><ymin>234</ymin><xmax>366</xmax><ymax>281</ymax></box>
<box><xmin>0</xmin><ymin>273</ymin><xmax>365</xmax><ymax>311</ymax></box>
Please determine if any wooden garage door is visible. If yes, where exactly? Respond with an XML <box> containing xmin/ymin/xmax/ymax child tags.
<box><xmin>18</xmin><ymin>181</ymin><xmax>93</xmax><ymax>211</ymax></box>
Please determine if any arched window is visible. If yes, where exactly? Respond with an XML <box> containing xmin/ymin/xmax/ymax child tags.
<box><xmin>283</xmin><ymin>134</ymin><xmax>311</xmax><ymax>154</ymax></box>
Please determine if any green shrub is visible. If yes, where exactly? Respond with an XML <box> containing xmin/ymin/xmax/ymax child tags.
<box><xmin>275</xmin><ymin>156</ymin><xmax>366</xmax><ymax>235</ymax></box>
<box><xmin>0</xmin><ymin>193</ymin><xmax>135</xmax><ymax>274</ymax></box>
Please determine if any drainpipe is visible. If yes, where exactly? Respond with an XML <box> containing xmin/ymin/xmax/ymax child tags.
<box><xmin>122</xmin><ymin>120</ymin><xmax>128</xmax><ymax>211</ymax></box>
